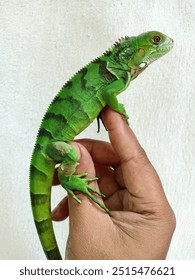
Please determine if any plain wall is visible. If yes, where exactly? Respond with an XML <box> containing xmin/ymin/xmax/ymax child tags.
<box><xmin>0</xmin><ymin>0</ymin><xmax>194</xmax><ymax>259</ymax></box>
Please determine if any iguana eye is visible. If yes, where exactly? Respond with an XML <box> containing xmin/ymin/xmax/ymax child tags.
<box><xmin>151</xmin><ymin>35</ymin><xmax>161</xmax><ymax>45</ymax></box>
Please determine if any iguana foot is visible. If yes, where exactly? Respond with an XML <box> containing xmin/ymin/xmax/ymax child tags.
<box><xmin>58</xmin><ymin>172</ymin><xmax>111</xmax><ymax>216</ymax></box>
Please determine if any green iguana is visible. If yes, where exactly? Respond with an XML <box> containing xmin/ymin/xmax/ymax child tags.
<box><xmin>30</xmin><ymin>31</ymin><xmax>173</xmax><ymax>259</ymax></box>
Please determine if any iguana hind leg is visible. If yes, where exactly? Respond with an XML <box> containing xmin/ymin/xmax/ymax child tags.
<box><xmin>46</xmin><ymin>141</ymin><xmax>111</xmax><ymax>215</ymax></box>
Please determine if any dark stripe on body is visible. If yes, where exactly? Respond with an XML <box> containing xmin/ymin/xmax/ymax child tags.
<box><xmin>35</xmin><ymin>218</ymin><xmax>52</xmax><ymax>235</ymax></box>
<box><xmin>45</xmin><ymin>247</ymin><xmax>61</xmax><ymax>260</ymax></box>
<box><xmin>30</xmin><ymin>192</ymin><xmax>49</xmax><ymax>207</ymax></box>
<box><xmin>79</xmin><ymin>67</ymin><xmax>96</xmax><ymax>92</ymax></box>
<box><xmin>98</xmin><ymin>60</ymin><xmax>117</xmax><ymax>82</ymax></box>
<box><xmin>50</xmin><ymin>92</ymin><xmax>74</xmax><ymax>106</ymax></box>
<box><xmin>38</xmin><ymin>128</ymin><xmax>53</xmax><ymax>140</ymax></box>
<box><xmin>44</xmin><ymin>112</ymin><xmax>68</xmax><ymax>127</ymax></box>
<box><xmin>34</xmin><ymin>218</ymin><xmax>61</xmax><ymax>259</ymax></box>
<box><xmin>44</xmin><ymin>112</ymin><xmax>77</xmax><ymax>136</ymax></box>
<box><xmin>33</xmin><ymin>143</ymin><xmax>42</xmax><ymax>152</ymax></box>
<box><xmin>30</xmin><ymin>164</ymin><xmax>48</xmax><ymax>180</ymax></box>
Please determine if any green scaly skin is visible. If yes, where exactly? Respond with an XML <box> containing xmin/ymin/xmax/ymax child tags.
<box><xmin>30</xmin><ymin>31</ymin><xmax>173</xmax><ymax>259</ymax></box>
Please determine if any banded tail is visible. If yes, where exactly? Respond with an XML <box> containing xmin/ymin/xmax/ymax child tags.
<box><xmin>30</xmin><ymin>147</ymin><xmax>62</xmax><ymax>259</ymax></box>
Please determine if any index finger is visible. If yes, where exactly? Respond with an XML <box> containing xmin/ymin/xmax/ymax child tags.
<box><xmin>102</xmin><ymin>106</ymin><xmax>168</xmax><ymax>208</ymax></box>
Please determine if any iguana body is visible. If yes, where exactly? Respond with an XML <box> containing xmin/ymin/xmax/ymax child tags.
<box><xmin>30</xmin><ymin>31</ymin><xmax>173</xmax><ymax>259</ymax></box>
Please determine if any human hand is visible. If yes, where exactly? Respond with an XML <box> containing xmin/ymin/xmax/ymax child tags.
<box><xmin>52</xmin><ymin>106</ymin><xmax>176</xmax><ymax>260</ymax></box>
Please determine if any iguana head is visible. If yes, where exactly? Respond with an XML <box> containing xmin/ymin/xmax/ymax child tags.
<box><xmin>122</xmin><ymin>31</ymin><xmax>174</xmax><ymax>80</ymax></box>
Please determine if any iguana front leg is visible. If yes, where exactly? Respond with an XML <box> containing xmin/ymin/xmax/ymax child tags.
<box><xmin>46</xmin><ymin>141</ymin><xmax>111</xmax><ymax>216</ymax></box>
<box><xmin>102</xmin><ymin>74</ymin><xmax>131</xmax><ymax>124</ymax></box>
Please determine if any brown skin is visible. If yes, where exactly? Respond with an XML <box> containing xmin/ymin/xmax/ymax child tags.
<box><xmin>52</xmin><ymin>106</ymin><xmax>176</xmax><ymax>260</ymax></box>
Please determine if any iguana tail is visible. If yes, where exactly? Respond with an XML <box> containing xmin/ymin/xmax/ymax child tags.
<box><xmin>30</xmin><ymin>147</ymin><xmax>62</xmax><ymax>259</ymax></box>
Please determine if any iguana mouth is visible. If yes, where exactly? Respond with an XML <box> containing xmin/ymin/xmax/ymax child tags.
<box><xmin>157</xmin><ymin>37</ymin><xmax>174</xmax><ymax>53</ymax></box>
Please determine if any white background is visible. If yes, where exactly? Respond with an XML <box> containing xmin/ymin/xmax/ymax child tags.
<box><xmin>0</xmin><ymin>0</ymin><xmax>194</xmax><ymax>259</ymax></box>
